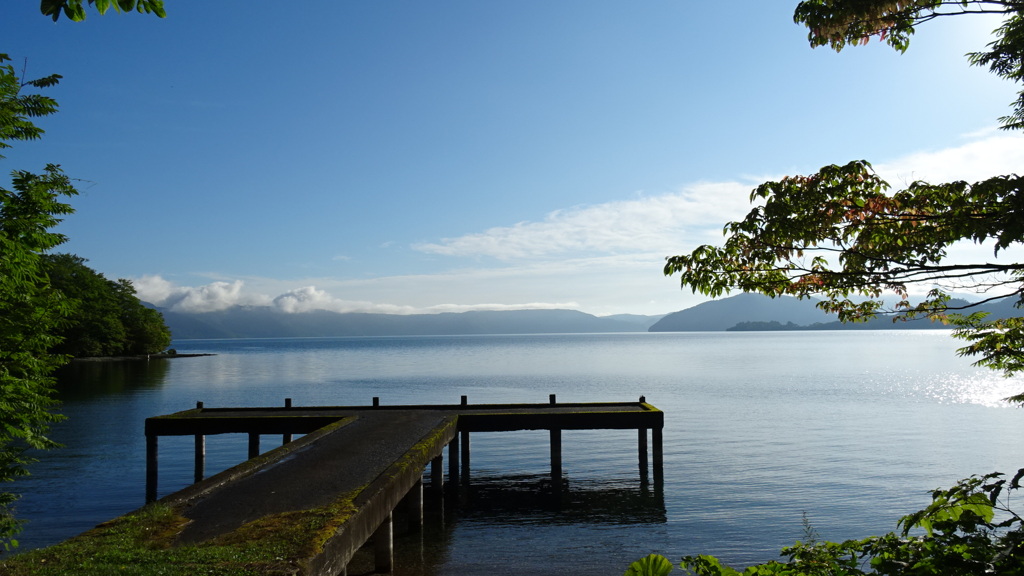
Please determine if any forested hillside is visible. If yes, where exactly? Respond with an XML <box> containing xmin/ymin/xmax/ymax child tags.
<box><xmin>44</xmin><ymin>254</ymin><xmax>171</xmax><ymax>357</ymax></box>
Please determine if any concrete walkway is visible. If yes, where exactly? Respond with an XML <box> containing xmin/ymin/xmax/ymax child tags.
<box><xmin>173</xmin><ymin>410</ymin><xmax>450</xmax><ymax>544</ymax></box>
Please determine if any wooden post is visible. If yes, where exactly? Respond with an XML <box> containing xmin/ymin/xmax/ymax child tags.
<box><xmin>374</xmin><ymin>513</ymin><xmax>393</xmax><ymax>573</ymax></box>
<box><xmin>194</xmin><ymin>401</ymin><xmax>205</xmax><ymax>484</ymax></box>
<box><xmin>372</xmin><ymin>396</ymin><xmax>380</xmax><ymax>407</ymax></box>
<box><xmin>460</xmin><ymin>429</ymin><xmax>470</xmax><ymax>484</ymax></box>
<box><xmin>638</xmin><ymin>427</ymin><xmax>649</xmax><ymax>486</ymax></box>
<box><xmin>145</xmin><ymin>434</ymin><xmax>158</xmax><ymax>503</ymax></box>
<box><xmin>283</xmin><ymin>398</ymin><xmax>293</xmax><ymax>444</ymax></box>
<box><xmin>431</xmin><ymin>455</ymin><xmax>443</xmax><ymax>490</ymax></box>
<box><xmin>549</xmin><ymin>394</ymin><xmax>556</xmax><ymax>404</ymax></box>
<box><xmin>550</xmin><ymin>428</ymin><xmax>562</xmax><ymax>490</ymax></box>
<box><xmin>460</xmin><ymin>395</ymin><xmax>467</xmax><ymax>406</ymax></box>
<box><xmin>448</xmin><ymin>434</ymin><xmax>460</xmax><ymax>487</ymax></box>
<box><xmin>248</xmin><ymin>433</ymin><xmax>260</xmax><ymax>460</ymax></box>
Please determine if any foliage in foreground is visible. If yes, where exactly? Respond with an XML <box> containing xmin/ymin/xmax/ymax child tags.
<box><xmin>626</xmin><ymin>469</ymin><xmax>1024</xmax><ymax>576</ymax></box>
<box><xmin>0</xmin><ymin>54</ymin><xmax>75</xmax><ymax>550</ymax></box>
<box><xmin>40</xmin><ymin>0</ymin><xmax>165</xmax><ymax>22</ymax></box>
<box><xmin>1</xmin><ymin>1</ymin><xmax>166</xmax><ymax>549</ymax></box>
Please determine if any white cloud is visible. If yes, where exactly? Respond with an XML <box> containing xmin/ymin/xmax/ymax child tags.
<box><xmin>134</xmin><ymin>276</ymin><xmax>271</xmax><ymax>313</ymax></box>
<box><xmin>413</xmin><ymin>180</ymin><xmax>754</xmax><ymax>260</ymax></box>
<box><xmin>272</xmin><ymin>286</ymin><xmax>340</xmax><ymax>313</ymax></box>
<box><xmin>875</xmin><ymin>129</ymin><xmax>1024</xmax><ymax>185</ymax></box>
<box><xmin>134</xmin><ymin>275</ymin><xmax>599</xmax><ymax>315</ymax></box>
<box><xmin>270</xmin><ymin>286</ymin><xmax>398</xmax><ymax>314</ymax></box>
<box><xmin>133</xmin><ymin>275</ymin><xmax>179</xmax><ymax>305</ymax></box>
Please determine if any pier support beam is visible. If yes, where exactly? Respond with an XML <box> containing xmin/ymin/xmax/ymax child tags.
<box><xmin>194</xmin><ymin>433</ymin><xmax>205</xmax><ymax>484</ymax></box>
<box><xmin>550</xmin><ymin>428</ymin><xmax>562</xmax><ymax>489</ymax></box>
<box><xmin>194</xmin><ymin>401</ymin><xmax>205</xmax><ymax>484</ymax></box>
<box><xmin>430</xmin><ymin>455</ymin><xmax>443</xmax><ymax>490</ymax></box>
<box><xmin>448</xmin><ymin>434</ymin><xmax>460</xmax><ymax>487</ymax></box>
<box><xmin>460</xmin><ymin>430</ymin><xmax>470</xmax><ymax>484</ymax></box>
<box><xmin>282</xmin><ymin>398</ymin><xmax>293</xmax><ymax>445</ymax></box>
<box><xmin>652</xmin><ymin>427</ymin><xmax>664</xmax><ymax>486</ymax></box>
<box><xmin>638</xmin><ymin>428</ymin><xmax>649</xmax><ymax>485</ymax></box>
<box><xmin>248</xmin><ymin>433</ymin><xmax>260</xmax><ymax>460</ymax></box>
<box><xmin>145</xmin><ymin>434</ymin><xmax>158</xmax><ymax>503</ymax></box>
<box><xmin>374</xmin><ymin>513</ymin><xmax>393</xmax><ymax>574</ymax></box>
<box><xmin>405</xmin><ymin>479</ymin><xmax>424</xmax><ymax>532</ymax></box>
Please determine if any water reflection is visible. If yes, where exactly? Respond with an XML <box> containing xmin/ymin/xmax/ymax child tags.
<box><xmin>343</xmin><ymin>473</ymin><xmax>666</xmax><ymax>576</ymax></box>
<box><xmin>454</xmin><ymin>473</ymin><xmax>666</xmax><ymax>525</ymax></box>
<box><xmin>54</xmin><ymin>359</ymin><xmax>169</xmax><ymax>400</ymax></box>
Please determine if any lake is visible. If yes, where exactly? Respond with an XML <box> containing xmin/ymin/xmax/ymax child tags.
<box><xmin>11</xmin><ymin>331</ymin><xmax>1024</xmax><ymax>574</ymax></box>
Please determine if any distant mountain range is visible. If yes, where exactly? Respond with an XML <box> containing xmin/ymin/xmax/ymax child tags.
<box><xmin>647</xmin><ymin>293</ymin><xmax>1021</xmax><ymax>332</ymax></box>
<box><xmin>161</xmin><ymin>307</ymin><xmax>660</xmax><ymax>339</ymax></box>
<box><xmin>647</xmin><ymin>293</ymin><xmax>833</xmax><ymax>331</ymax></box>
<box><xmin>159</xmin><ymin>293</ymin><xmax>1022</xmax><ymax>340</ymax></box>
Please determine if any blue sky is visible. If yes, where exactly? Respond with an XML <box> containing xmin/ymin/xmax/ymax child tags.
<box><xmin>5</xmin><ymin>2</ymin><xmax>1023</xmax><ymax>316</ymax></box>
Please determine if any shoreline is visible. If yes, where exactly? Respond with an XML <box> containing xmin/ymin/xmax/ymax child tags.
<box><xmin>70</xmin><ymin>353</ymin><xmax>215</xmax><ymax>362</ymax></box>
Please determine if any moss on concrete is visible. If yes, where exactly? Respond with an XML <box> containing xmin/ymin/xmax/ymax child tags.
<box><xmin>0</xmin><ymin>503</ymin><xmax>294</xmax><ymax>576</ymax></box>
<box><xmin>0</xmin><ymin>490</ymin><xmax>364</xmax><ymax>576</ymax></box>
<box><xmin>211</xmin><ymin>491</ymin><xmax>359</xmax><ymax>561</ymax></box>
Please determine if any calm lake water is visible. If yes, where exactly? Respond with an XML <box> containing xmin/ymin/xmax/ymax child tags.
<box><xmin>11</xmin><ymin>331</ymin><xmax>1024</xmax><ymax>573</ymax></box>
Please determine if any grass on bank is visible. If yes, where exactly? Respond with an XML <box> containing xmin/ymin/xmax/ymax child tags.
<box><xmin>0</xmin><ymin>496</ymin><xmax>358</xmax><ymax>576</ymax></box>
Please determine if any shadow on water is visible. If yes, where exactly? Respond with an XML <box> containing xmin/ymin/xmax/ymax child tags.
<box><xmin>453</xmin><ymin>473</ymin><xmax>666</xmax><ymax>525</ymax></box>
<box><xmin>54</xmin><ymin>359</ymin><xmax>170</xmax><ymax>400</ymax></box>
<box><xmin>344</xmin><ymin>472</ymin><xmax>666</xmax><ymax>576</ymax></box>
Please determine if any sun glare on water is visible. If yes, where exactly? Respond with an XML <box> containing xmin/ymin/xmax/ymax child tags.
<box><xmin>918</xmin><ymin>373</ymin><xmax>1024</xmax><ymax>408</ymax></box>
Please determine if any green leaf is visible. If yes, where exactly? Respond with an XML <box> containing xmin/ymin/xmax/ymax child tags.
<box><xmin>40</xmin><ymin>0</ymin><xmax>64</xmax><ymax>21</ymax></box>
<box><xmin>65</xmin><ymin>3</ymin><xmax>87</xmax><ymax>21</ymax></box>
<box><xmin>625</xmin><ymin>554</ymin><xmax>674</xmax><ymax>576</ymax></box>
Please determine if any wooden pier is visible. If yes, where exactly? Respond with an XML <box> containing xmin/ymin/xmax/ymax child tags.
<box><xmin>144</xmin><ymin>395</ymin><xmax>663</xmax><ymax>575</ymax></box>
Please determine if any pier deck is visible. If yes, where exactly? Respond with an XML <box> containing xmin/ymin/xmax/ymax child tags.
<box><xmin>144</xmin><ymin>397</ymin><xmax>663</xmax><ymax>575</ymax></box>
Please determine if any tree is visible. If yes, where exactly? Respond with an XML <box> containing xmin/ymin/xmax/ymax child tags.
<box><xmin>0</xmin><ymin>0</ymin><xmax>166</xmax><ymax>550</ymax></box>
<box><xmin>0</xmin><ymin>55</ymin><xmax>77</xmax><ymax>549</ymax></box>
<box><xmin>793</xmin><ymin>0</ymin><xmax>1024</xmax><ymax>130</ymax></box>
<box><xmin>42</xmin><ymin>254</ymin><xmax>172</xmax><ymax>358</ymax></box>
<box><xmin>40</xmin><ymin>0</ymin><xmax>165</xmax><ymax>22</ymax></box>
<box><xmin>115</xmin><ymin>278</ymin><xmax>173</xmax><ymax>355</ymax></box>
<box><xmin>665</xmin><ymin>1</ymin><xmax>1024</xmax><ymax>400</ymax></box>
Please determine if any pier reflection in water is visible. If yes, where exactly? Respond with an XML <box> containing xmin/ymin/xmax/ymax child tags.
<box><xmin>346</xmin><ymin>471</ymin><xmax>667</xmax><ymax>576</ymax></box>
